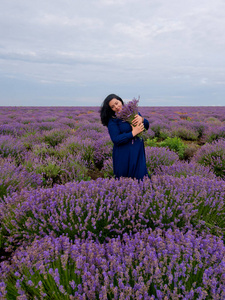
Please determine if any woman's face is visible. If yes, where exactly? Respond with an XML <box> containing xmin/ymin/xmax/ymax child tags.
<box><xmin>109</xmin><ymin>98</ymin><xmax>122</xmax><ymax>113</ymax></box>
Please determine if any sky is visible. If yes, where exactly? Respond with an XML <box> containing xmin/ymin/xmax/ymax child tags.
<box><xmin>0</xmin><ymin>0</ymin><xmax>225</xmax><ymax>107</ymax></box>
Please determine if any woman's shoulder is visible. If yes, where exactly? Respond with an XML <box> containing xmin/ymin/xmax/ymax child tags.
<box><xmin>108</xmin><ymin>116</ymin><xmax>120</xmax><ymax>125</ymax></box>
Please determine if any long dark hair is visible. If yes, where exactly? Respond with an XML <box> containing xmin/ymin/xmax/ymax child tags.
<box><xmin>100</xmin><ymin>94</ymin><xmax>124</xmax><ymax>126</ymax></box>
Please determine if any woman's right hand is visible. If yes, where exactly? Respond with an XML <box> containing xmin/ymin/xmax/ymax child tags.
<box><xmin>131</xmin><ymin>123</ymin><xmax>144</xmax><ymax>137</ymax></box>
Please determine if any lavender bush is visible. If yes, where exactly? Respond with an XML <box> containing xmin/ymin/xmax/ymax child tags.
<box><xmin>57</xmin><ymin>136</ymin><xmax>95</xmax><ymax>168</ymax></box>
<box><xmin>159</xmin><ymin>137</ymin><xmax>187</xmax><ymax>159</ymax></box>
<box><xmin>0</xmin><ymin>229</ymin><xmax>224</xmax><ymax>299</ymax></box>
<box><xmin>58</xmin><ymin>133</ymin><xmax>112</xmax><ymax>169</ymax></box>
<box><xmin>145</xmin><ymin>146</ymin><xmax>179</xmax><ymax>175</ymax></box>
<box><xmin>205</xmin><ymin>125</ymin><xmax>225</xmax><ymax>143</ymax></box>
<box><xmin>155</xmin><ymin>161</ymin><xmax>218</xmax><ymax>180</ymax></box>
<box><xmin>146</xmin><ymin>137</ymin><xmax>188</xmax><ymax>159</ymax></box>
<box><xmin>42</xmin><ymin>128</ymin><xmax>70</xmax><ymax>147</ymax></box>
<box><xmin>102</xmin><ymin>158</ymin><xmax>114</xmax><ymax>178</ymax></box>
<box><xmin>0</xmin><ymin>157</ymin><xmax>43</xmax><ymax>199</ymax></box>
<box><xmin>22</xmin><ymin>152</ymin><xmax>90</xmax><ymax>186</ymax></box>
<box><xmin>149</xmin><ymin>121</ymin><xmax>170</xmax><ymax>138</ymax></box>
<box><xmin>170</xmin><ymin>124</ymin><xmax>199</xmax><ymax>141</ymax></box>
<box><xmin>0</xmin><ymin>176</ymin><xmax>224</xmax><ymax>252</ymax></box>
<box><xmin>0</xmin><ymin>123</ymin><xmax>27</xmax><ymax>137</ymax></box>
<box><xmin>183</xmin><ymin>143</ymin><xmax>200</xmax><ymax>160</ymax></box>
<box><xmin>192</xmin><ymin>138</ymin><xmax>225</xmax><ymax>179</ymax></box>
<box><xmin>0</xmin><ymin>106</ymin><xmax>225</xmax><ymax>298</ymax></box>
<box><xmin>0</xmin><ymin>135</ymin><xmax>26</xmax><ymax>161</ymax></box>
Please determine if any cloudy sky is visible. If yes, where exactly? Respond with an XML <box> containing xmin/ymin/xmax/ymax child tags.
<box><xmin>0</xmin><ymin>0</ymin><xmax>225</xmax><ymax>106</ymax></box>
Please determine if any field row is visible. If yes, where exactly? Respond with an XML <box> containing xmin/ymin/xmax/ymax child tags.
<box><xmin>0</xmin><ymin>106</ymin><xmax>225</xmax><ymax>299</ymax></box>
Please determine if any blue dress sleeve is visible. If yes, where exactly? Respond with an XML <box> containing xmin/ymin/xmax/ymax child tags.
<box><xmin>108</xmin><ymin>118</ymin><xmax>133</xmax><ymax>146</ymax></box>
<box><xmin>138</xmin><ymin>112</ymin><xmax>149</xmax><ymax>130</ymax></box>
<box><xmin>143</xmin><ymin>118</ymin><xmax>149</xmax><ymax>130</ymax></box>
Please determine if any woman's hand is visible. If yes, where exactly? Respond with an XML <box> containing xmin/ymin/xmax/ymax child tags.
<box><xmin>131</xmin><ymin>123</ymin><xmax>144</xmax><ymax>137</ymax></box>
<box><xmin>132</xmin><ymin>114</ymin><xmax>144</xmax><ymax>126</ymax></box>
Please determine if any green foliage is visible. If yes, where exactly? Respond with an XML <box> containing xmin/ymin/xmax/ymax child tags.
<box><xmin>23</xmin><ymin>155</ymin><xmax>90</xmax><ymax>186</ymax></box>
<box><xmin>22</xmin><ymin>132</ymin><xmax>37</xmax><ymax>150</ymax></box>
<box><xmin>145</xmin><ymin>137</ymin><xmax>158</xmax><ymax>147</ymax></box>
<box><xmin>146</xmin><ymin>137</ymin><xmax>187</xmax><ymax>159</ymax></box>
<box><xmin>193</xmin><ymin>139</ymin><xmax>225</xmax><ymax>179</ymax></box>
<box><xmin>171</xmin><ymin>127</ymin><xmax>199</xmax><ymax>141</ymax></box>
<box><xmin>0</xmin><ymin>185</ymin><xmax>8</xmax><ymax>200</ymax></box>
<box><xmin>0</xmin><ymin>139</ymin><xmax>24</xmax><ymax>161</ymax></box>
<box><xmin>39</xmin><ymin>125</ymin><xmax>53</xmax><ymax>131</ymax></box>
<box><xmin>35</xmin><ymin>161</ymin><xmax>62</xmax><ymax>184</ymax></box>
<box><xmin>43</xmin><ymin>130</ymin><xmax>68</xmax><ymax>147</ymax></box>
<box><xmin>159</xmin><ymin>137</ymin><xmax>187</xmax><ymax>159</ymax></box>
<box><xmin>5</xmin><ymin>258</ymin><xmax>82</xmax><ymax>300</ymax></box>
<box><xmin>150</xmin><ymin>124</ymin><xmax>163</xmax><ymax>138</ymax></box>
<box><xmin>205</xmin><ymin>117</ymin><xmax>222</xmax><ymax>125</ymax></box>
<box><xmin>145</xmin><ymin>146</ymin><xmax>179</xmax><ymax>176</ymax></box>
<box><xmin>206</xmin><ymin>128</ymin><xmax>225</xmax><ymax>143</ymax></box>
<box><xmin>61</xmin><ymin>141</ymin><xmax>95</xmax><ymax>168</ymax></box>
<box><xmin>60</xmin><ymin>159</ymin><xmax>90</xmax><ymax>183</ymax></box>
<box><xmin>102</xmin><ymin>158</ymin><xmax>114</xmax><ymax>178</ymax></box>
<box><xmin>197</xmin><ymin>151</ymin><xmax>225</xmax><ymax>178</ymax></box>
<box><xmin>183</xmin><ymin>143</ymin><xmax>200</xmax><ymax>161</ymax></box>
<box><xmin>33</xmin><ymin>143</ymin><xmax>58</xmax><ymax>158</ymax></box>
<box><xmin>45</xmin><ymin>118</ymin><xmax>57</xmax><ymax>122</ymax></box>
<box><xmin>159</xmin><ymin>129</ymin><xmax>171</xmax><ymax>140</ymax></box>
<box><xmin>23</xmin><ymin>160</ymin><xmax>34</xmax><ymax>173</ymax></box>
<box><xmin>0</xmin><ymin>228</ymin><xmax>3</xmax><ymax>249</ymax></box>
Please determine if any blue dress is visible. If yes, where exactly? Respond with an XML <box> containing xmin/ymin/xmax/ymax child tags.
<box><xmin>107</xmin><ymin>113</ymin><xmax>149</xmax><ymax>180</ymax></box>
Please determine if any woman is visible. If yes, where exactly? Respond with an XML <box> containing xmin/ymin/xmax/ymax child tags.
<box><xmin>100</xmin><ymin>94</ymin><xmax>149</xmax><ymax>180</ymax></box>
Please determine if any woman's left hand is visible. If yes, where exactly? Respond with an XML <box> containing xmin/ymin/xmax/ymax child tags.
<box><xmin>132</xmin><ymin>114</ymin><xmax>144</xmax><ymax>126</ymax></box>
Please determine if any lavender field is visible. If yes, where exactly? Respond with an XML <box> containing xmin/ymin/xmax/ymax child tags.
<box><xmin>0</xmin><ymin>106</ymin><xmax>225</xmax><ymax>299</ymax></box>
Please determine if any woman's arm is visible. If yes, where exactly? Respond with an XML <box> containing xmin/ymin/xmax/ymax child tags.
<box><xmin>132</xmin><ymin>113</ymin><xmax>149</xmax><ymax>130</ymax></box>
<box><xmin>143</xmin><ymin>117</ymin><xmax>149</xmax><ymax>130</ymax></box>
<box><xmin>108</xmin><ymin>119</ymin><xmax>133</xmax><ymax>146</ymax></box>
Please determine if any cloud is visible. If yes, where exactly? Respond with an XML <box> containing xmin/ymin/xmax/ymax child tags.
<box><xmin>0</xmin><ymin>0</ymin><xmax>225</xmax><ymax>106</ymax></box>
<box><xmin>113</xmin><ymin>19</ymin><xmax>184</xmax><ymax>41</ymax></box>
<box><xmin>36</xmin><ymin>13</ymin><xmax>103</xmax><ymax>29</ymax></box>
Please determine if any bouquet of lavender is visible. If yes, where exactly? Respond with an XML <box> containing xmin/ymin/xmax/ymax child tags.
<box><xmin>116</xmin><ymin>97</ymin><xmax>145</xmax><ymax>139</ymax></box>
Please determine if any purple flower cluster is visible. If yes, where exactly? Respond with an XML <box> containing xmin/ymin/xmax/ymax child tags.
<box><xmin>170</xmin><ymin>124</ymin><xmax>199</xmax><ymax>141</ymax></box>
<box><xmin>0</xmin><ymin>229</ymin><xmax>224</xmax><ymax>299</ymax></box>
<box><xmin>0</xmin><ymin>106</ymin><xmax>225</xmax><ymax>298</ymax></box>
<box><xmin>0</xmin><ymin>108</ymin><xmax>113</xmax><ymax>184</ymax></box>
<box><xmin>0</xmin><ymin>135</ymin><xmax>26</xmax><ymax>160</ymax></box>
<box><xmin>155</xmin><ymin>161</ymin><xmax>218</xmax><ymax>179</ymax></box>
<box><xmin>149</xmin><ymin>120</ymin><xmax>171</xmax><ymax>139</ymax></box>
<box><xmin>115</xmin><ymin>97</ymin><xmax>146</xmax><ymax>140</ymax></box>
<box><xmin>115</xmin><ymin>98</ymin><xmax>139</xmax><ymax>123</ymax></box>
<box><xmin>0</xmin><ymin>176</ymin><xmax>224</xmax><ymax>253</ymax></box>
<box><xmin>22</xmin><ymin>151</ymin><xmax>90</xmax><ymax>186</ymax></box>
<box><xmin>145</xmin><ymin>146</ymin><xmax>179</xmax><ymax>175</ymax></box>
<box><xmin>206</xmin><ymin>125</ymin><xmax>225</xmax><ymax>143</ymax></box>
<box><xmin>193</xmin><ymin>138</ymin><xmax>225</xmax><ymax>179</ymax></box>
<box><xmin>102</xmin><ymin>157</ymin><xmax>114</xmax><ymax>178</ymax></box>
<box><xmin>0</xmin><ymin>157</ymin><xmax>43</xmax><ymax>199</ymax></box>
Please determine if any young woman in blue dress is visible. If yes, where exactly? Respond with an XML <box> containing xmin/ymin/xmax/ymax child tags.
<box><xmin>100</xmin><ymin>94</ymin><xmax>149</xmax><ymax>180</ymax></box>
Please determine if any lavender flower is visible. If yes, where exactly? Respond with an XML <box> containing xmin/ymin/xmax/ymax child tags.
<box><xmin>116</xmin><ymin>97</ymin><xmax>145</xmax><ymax>139</ymax></box>
<box><xmin>116</xmin><ymin>98</ymin><xmax>139</xmax><ymax>123</ymax></box>
<box><xmin>0</xmin><ymin>229</ymin><xmax>224</xmax><ymax>299</ymax></box>
<box><xmin>192</xmin><ymin>138</ymin><xmax>225</xmax><ymax>179</ymax></box>
<box><xmin>0</xmin><ymin>175</ymin><xmax>224</xmax><ymax>252</ymax></box>
<box><xmin>155</xmin><ymin>161</ymin><xmax>218</xmax><ymax>180</ymax></box>
<box><xmin>0</xmin><ymin>106</ymin><xmax>225</xmax><ymax>299</ymax></box>
<box><xmin>145</xmin><ymin>146</ymin><xmax>179</xmax><ymax>175</ymax></box>
<box><xmin>0</xmin><ymin>157</ymin><xmax>43</xmax><ymax>199</ymax></box>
